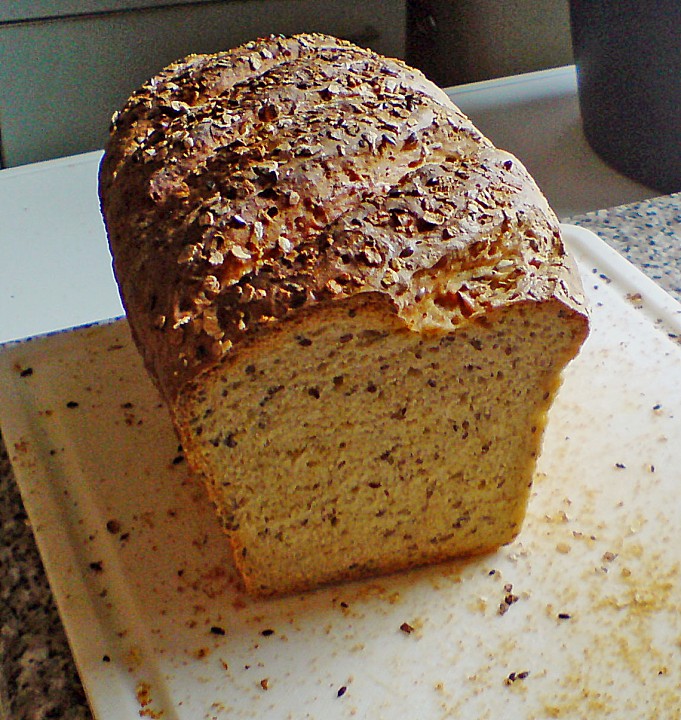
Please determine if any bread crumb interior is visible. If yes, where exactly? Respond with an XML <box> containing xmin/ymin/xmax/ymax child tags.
<box><xmin>177</xmin><ymin>294</ymin><xmax>581</xmax><ymax>596</ymax></box>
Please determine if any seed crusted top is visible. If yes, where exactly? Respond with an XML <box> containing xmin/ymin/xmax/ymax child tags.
<box><xmin>99</xmin><ymin>33</ymin><xmax>586</xmax><ymax>402</ymax></box>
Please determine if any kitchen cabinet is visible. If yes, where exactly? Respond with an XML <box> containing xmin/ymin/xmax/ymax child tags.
<box><xmin>0</xmin><ymin>0</ymin><xmax>405</xmax><ymax>167</ymax></box>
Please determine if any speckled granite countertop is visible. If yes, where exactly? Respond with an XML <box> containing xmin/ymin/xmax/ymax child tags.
<box><xmin>0</xmin><ymin>448</ymin><xmax>90</xmax><ymax>720</ymax></box>
<box><xmin>568</xmin><ymin>194</ymin><xmax>681</xmax><ymax>301</ymax></box>
<box><xmin>1</xmin><ymin>192</ymin><xmax>680</xmax><ymax>719</ymax></box>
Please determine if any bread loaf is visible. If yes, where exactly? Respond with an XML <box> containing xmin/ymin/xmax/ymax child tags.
<box><xmin>99</xmin><ymin>33</ymin><xmax>589</xmax><ymax>596</ymax></box>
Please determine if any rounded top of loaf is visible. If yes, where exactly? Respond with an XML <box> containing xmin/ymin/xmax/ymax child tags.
<box><xmin>99</xmin><ymin>33</ymin><xmax>587</xmax><ymax>402</ymax></box>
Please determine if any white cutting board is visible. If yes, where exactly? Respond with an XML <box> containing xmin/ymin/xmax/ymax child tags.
<box><xmin>1</xmin><ymin>225</ymin><xmax>680</xmax><ymax>719</ymax></box>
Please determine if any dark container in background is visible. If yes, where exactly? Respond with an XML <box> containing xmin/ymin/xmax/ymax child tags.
<box><xmin>569</xmin><ymin>1</ymin><xmax>681</xmax><ymax>194</ymax></box>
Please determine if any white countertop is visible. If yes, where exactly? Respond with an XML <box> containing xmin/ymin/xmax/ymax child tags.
<box><xmin>0</xmin><ymin>152</ymin><xmax>120</xmax><ymax>344</ymax></box>
<box><xmin>0</xmin><ymin>65</ymin><xmax>659</xmax><ymax>345</ymax></box>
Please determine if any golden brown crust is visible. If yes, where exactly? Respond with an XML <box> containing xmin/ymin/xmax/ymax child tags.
<box><xmin>99</xmin><ymin>33</ymin><xmax>587</xmax><ymax>404</ymax></box>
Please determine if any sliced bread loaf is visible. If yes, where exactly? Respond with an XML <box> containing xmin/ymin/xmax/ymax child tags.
<box><xmin>99</xmin><ymin>33</ymin><xmax>589</xmax><ymax>596</ymax></box>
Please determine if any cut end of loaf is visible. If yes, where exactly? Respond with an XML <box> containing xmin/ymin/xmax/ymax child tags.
<box><xmin>175</xmin><ymin>292</ymin><xmax>588</xmax><ymax>597</ymax></box>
